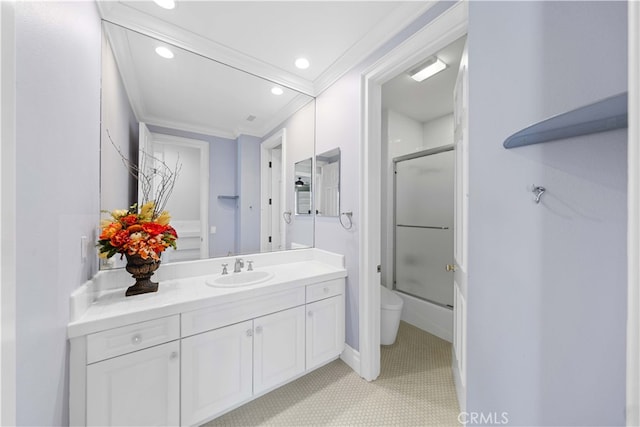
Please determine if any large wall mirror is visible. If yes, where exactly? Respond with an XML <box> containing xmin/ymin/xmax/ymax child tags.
<box><xmin>100</xmin><ymin>21</ymin><xmax>315</xmax><ymax>269</ymax></box>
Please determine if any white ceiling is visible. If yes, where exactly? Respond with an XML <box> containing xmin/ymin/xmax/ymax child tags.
<box><xmin>98</xmin><ymin>1</ymin><xmax>445</xmax><ymax>138</ymax></box>
<box><xmin>382</xmin><ymin>35</ymin><xmax>466</xmax><ymax>124</ymax></box>
<box><xmin>99</xmin><ymin>1</ymin><xmax>432</xmax><ymax>95</ymax></box>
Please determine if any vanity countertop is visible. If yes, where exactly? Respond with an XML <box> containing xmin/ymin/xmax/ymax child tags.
<box><xmin>67</xmin><ymin>249</ymin><xmax>346</xmax><ymax>338</ymax></box>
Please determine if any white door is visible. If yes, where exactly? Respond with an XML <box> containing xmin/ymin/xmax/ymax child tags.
<box><xmin>306</xmin><ymin>296</ymin><xmax>345</xmax><ymax>370</ymax></box>
<box><xmin>453</xmin><ymin>40</ymin><xmax>469</xmax><ymax>393</ymax></box>
<box><xmin>150</xmin><ymin>133</ymin><xmax>209</xmax><ymax>262</ymax></box>
<box><xmin>86</xmin><ymin>341</ymin><xmax>180</xmax><ymax>427</ymax></box>
<box><xmin>180</xmin><ymin>320</ymin><xmax>253</xmax><ymax>426</ymax></box>
<box><xmin>260</xmin><ymin>130</ymin><xmax>287</xmax><ymax>252</ymax></box>
<box><xmin>253</xmin><ymin>306</ymin><xmax>305</xmax><ymax>394</ymax></box>
<box><xmin>138</xmin><ymin>122</ymin><xmax>154</xmax><ymax>205</ymax></box>
<box><xmin>269</xmin><ymin>147</ymin><xmax>283</xmax><ymax>250</ymax></box>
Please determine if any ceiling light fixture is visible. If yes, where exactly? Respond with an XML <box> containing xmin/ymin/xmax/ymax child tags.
<box><xmin>295</xmin><ymin>58</ymin><xmax>310</xmax><ymax>70</ymax></box>
<box><xmin>271</xmin><ymin>87</ymin><xmax>284</xmax><ymax>96</ymax></box>
<box><xmin>153</xmin><ymin>0</ymin><xmax>176</xmax><ymax>10</ymax></box>
<box><xmin>155</xmin><ymin>46</ymin><xmax>174</xmax><ymax>59</ymax></box>
<box><xmin>409</xmin><ymin>57</ymin><xmax>447</xmax><ymax>82</ymax></box>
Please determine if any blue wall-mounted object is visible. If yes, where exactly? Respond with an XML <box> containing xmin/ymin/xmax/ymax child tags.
<box><xmin>503</xmin><ymin>92</ymin><xmax>628</xmax><ymax>149</ymax></box>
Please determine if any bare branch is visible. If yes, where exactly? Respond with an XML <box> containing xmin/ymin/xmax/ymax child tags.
<box><xmin>106</xmin><ymin>129</ymin><xmax>181</xmax><ymax>218</ymax></box>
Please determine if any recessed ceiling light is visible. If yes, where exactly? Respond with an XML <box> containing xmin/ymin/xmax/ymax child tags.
<box><xmin>409</xmin><ymin>57</ymin><xmax>447</xmax><ymax>82</ymax></box>
<box><xmin>271</xmin><ymin>87</ymin><xmax>284</xmax><ymax>96</ymax></box>
<box><xmin>153</xmin><ymin>0</ymin><xmax>176</xmax><ymax>10</ymax></box>
<box><xmin>155</xmin><ymin>46</ymin><xmax>174</xmax><ymax>59</ymax></box>
<box><xmin>295</xmin><ymin>58</ymin><xmax>310</xmax><ymax>70</ymax></box>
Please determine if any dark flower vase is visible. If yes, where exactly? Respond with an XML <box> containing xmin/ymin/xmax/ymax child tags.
<box><xmin>125</xmin><ymin>254</ymin><xmax>160</xmax><ymax>297</ymax></box>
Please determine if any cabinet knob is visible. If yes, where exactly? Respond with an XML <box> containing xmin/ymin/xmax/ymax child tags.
<box><xmin>131</xmin><ymin>334</ymin><xmax>142</xmax><ymax>345</ymax></box>
<box><xmin>255</xmin><ymin>326</ymin><xmax>263</xmax><ymax>334</ymax></box>
<box><xmin>169</xmin><ymin>351</ymin><xmax>179</xmax><ymax>360</ymax></box>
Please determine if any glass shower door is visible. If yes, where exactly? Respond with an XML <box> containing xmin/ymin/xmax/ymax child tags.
<box><xmin>394</xmin><ymin>149</ymin><xmax>454</xmax><ymax>307</ymax></box>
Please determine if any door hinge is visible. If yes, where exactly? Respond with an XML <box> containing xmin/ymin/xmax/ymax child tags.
<box><xmin>268</xmin><ymin>161</ymin><xmax>272</xmax><ymax>168</ymax></box>
<box><xmin>377</xmin><ymin>265</ymin><xmax>381</xmax><ymax>273</ymax></box>
<box><xmin>268</xmin><ymin>236</ymin><xmax>272</xmax><ymax>243</ymax></box>
<box><xmin>269</xmin><ymin>198</ymin><xmax>272</xmax><ymax>205</ymax></box>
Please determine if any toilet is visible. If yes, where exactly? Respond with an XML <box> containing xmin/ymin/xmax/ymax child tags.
<box><xmin>380</xmin><ymin>286</ymin><xmax>404</xmax><ymax>345</ymax></box>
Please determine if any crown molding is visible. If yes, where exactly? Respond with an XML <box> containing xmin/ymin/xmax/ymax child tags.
<box><xmin>143</xmin><ymin>113</ymin><xmax>238</xmax><ymax>140</ymax></box>
<box><xmin>312</xmin><ymin>1</ymin><xmax>436</xmax><ymax>95</ymax></box>
<box><xmin>98</xmin><ymin>1</ymin><xmax>434</xmax><ymax>99</ymax></box>
<box><xmin>97</xmin><ymin>1</ymin><xmax>315</xmax><ymax>96</ymax></box>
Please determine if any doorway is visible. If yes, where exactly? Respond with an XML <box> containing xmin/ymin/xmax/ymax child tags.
<box><xmin>380</xmin><ymin>33</ymin><xmax>465</xmax><ymax>342</ymax></box>
<box><xmin>143</xmin><ymin>130</ymin><xmax>210</xmax><ymax>262</ymax></box>
<box><xmin>359</xmin><ymin>0</ymin><xmax>467</xmax><ymax>383</ymax></box>
<box><xmin>261</xmin><ymin>129</ymin><xmax>287</xmax><ymax>252</ymax></box>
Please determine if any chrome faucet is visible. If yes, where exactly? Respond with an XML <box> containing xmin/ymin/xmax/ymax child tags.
<box><xmin>234</xmin><ymin>258</ymin><xmax>244</xmax><ymax>273</ymax></box>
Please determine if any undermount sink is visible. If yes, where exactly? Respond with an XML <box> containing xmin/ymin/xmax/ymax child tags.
<box><xmin>206</xmin><ymin>270</ymin><xmax>274</xmax><ymax>288</ymax></box>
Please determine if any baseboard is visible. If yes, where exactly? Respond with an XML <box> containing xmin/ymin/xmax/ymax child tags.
<box><xmin>452</xmin><ymin>353</ymin><xmax>466</xmax><ymax>414</ymax></box>
<box><xmin>340</xmin><ymin>344</ymin><xmax>361</xmax><ymax>376</ymax></box>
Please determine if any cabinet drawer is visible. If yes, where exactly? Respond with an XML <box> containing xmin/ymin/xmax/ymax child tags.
<box><xmin>306</xmin><ymin>279</ymin><xmax>344</xmax><ymax>303</ymax></box>
<box><xmin>87</xmin><ymin>315</ymin><xmax>180</xmax><ymax>364</ymax></box>
<box><xmin>182</xmin><ymin>287</ymin><xmax>305</xmax><ymax>337</ymax></box>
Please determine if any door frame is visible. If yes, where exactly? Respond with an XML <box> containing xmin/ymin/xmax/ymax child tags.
<box><xmin>627</xmin><ymin>2</ymin><xmax>640</xmax><ymax>424</ymax></box>
<box><xmin>0</xmin><ymin>1</ymin><xmax>16</xmax><ymax>425</ymax></box>
<box><xmin>359</xmin><ymin>1</ymin><xmax>468</xmax><ymax>381</ymax></box>
<box><xmin>150</xmin><ymin>133</ymin><xmax>210</xmax><ymax>260</ymax></box>
<box><xmin>260</xmin><ymin>129</ymin><xmax>287</xmax><ymax>252</ymax></box>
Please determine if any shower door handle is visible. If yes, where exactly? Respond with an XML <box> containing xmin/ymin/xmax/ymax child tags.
<box><xmin>446</xmin><ymin>264</ymin><xmax>457</xmax><ymax>272</ymax></box>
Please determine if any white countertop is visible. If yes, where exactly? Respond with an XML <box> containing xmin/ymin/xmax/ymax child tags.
<box><xmin>68</xmin><ymin>249</ymin><xmax>347</xmax><ymax>338</ymax></box>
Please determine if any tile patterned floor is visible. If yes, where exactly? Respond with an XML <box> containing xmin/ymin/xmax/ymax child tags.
<box><xmin>204</xmin><ymin>321</ymin><xmax>461</xmax><ymax>426</ymax></box>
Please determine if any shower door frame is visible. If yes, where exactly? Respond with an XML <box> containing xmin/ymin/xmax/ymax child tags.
<box><xmin>392</xmin><ymin>144</ymin><xmax>454</xmax><ymax>309</ymax></box>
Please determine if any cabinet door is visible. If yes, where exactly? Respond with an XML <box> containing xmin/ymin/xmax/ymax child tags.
<box><xmin>181</xmin><ymin>320</ymin><xmax>253</xmax><ymax>426</ymax></box>
<box><xmin>306</xmin><ymin>296</ymin><xmax>345</xmax><ymax>370</ymax></box>
<box><xmin>253</xmin><ymin>306</ymin><xmax>306</xmax><ymax>394</ymax></box>
<box><xmin>86</xmin><ymin>341</ymin><xmax>180</xmax><ymax>427</ymax></box>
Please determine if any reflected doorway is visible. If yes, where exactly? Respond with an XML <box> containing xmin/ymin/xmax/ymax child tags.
<box><xmin>261</xmin><ymin>129</ymin><xmax>287</xmax><ymax>252</ymax></box>
<box><xmin>146</xmin><ymin>129</ymin><xmax>210</xmax><ymax>262</ymax></box>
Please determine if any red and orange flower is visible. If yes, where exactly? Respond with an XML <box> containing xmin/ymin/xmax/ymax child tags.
<box><xmin>98</xmin><ymin>201</ymin><xmax>178</xmax><ymax>261</ymax></box>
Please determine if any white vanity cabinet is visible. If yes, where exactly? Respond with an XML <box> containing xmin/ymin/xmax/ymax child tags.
<box><xmin>180</xmin><ymin>320</ymin><xmax>254</xmax><ymax>426</ymax></box>
<box><xmin>306</xmin><ymin>280</ymin><xmax>345</xmax><ymax>370</ymax></box>
<box><xmin>253</xmin><ymin>305</ymin><xmax>306</xmax><ymax>394</ymax></box>
<box><xmin>69</xmin><ymin>269</ymin><xmax>346</xmax><ymax>427</ymax></box>
<box><xmin>83</xmin><ymin>316</ymin><xmax>181</xmax><ymax>427</ymax></box>
<box><xmin>180</xmin><ymin>306</ymin><xmax>306</xmax><ymax>426</ymax></box>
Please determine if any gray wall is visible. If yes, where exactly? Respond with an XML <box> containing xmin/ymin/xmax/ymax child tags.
<box><xmin>101</xmin><ymin>32</ymin><xmax>138</xmax><ymax>213</ymax></box>
<box><xmin>15</xmin><ymin>1</ymin><xmax>101</xmax><ymax>425</ymax></box>
<box><xmin>467</xmin><ymin>1</ymin><xmax>627</xmax><ymax>425</ymax></box>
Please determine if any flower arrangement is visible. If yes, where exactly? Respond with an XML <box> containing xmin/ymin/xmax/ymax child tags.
<box><xmin>98</xmin><ymin>201</ymin><xmax>178</xmax><ymax>261</ymax></box>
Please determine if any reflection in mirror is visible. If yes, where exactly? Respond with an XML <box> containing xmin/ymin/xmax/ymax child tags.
<box><xmin>315</xmin><ymin>148</ymin><xmax>340</xmax><ymax>217</ymax></box>
<box><xmin>100</xmin><ymin>21</ymin><xmax>315</xmax><ymax>269</ymax></box>
<box><xmin>294</xmin><ymin>158</ymin><xmax>312</xmax><ymax>215</ymax></box>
